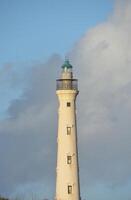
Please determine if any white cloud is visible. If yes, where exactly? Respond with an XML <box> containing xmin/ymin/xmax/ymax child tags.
<box><xmin>69</xmin><ymin>0</ymin><xmax>131</xmax><ymax>194</ymax></box>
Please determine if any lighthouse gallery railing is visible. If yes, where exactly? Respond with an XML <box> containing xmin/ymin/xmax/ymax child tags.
<box><xmin>56</xmin><ymin>79</ymin><xmax>78</xmax><ymax>90</ymax></box>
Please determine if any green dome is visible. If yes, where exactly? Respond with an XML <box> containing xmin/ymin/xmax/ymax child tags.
<box><xmin>61</xmin><ymin>60</ymin><xmax>72</xmax><ymax>69</ymax></box>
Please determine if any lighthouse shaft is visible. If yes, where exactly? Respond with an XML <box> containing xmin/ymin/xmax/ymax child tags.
<box><xmin>55</xmin><ymin>61</ymin><xmax>80</xmax><ymax>200</ymax></box>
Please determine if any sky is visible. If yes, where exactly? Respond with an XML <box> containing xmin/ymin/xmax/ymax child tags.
<box><xmin>0</xmin><ymin>0</ymin><xmax>114</xmax><ymax>120</ymax></box>
<box><xmin>0</xmin><ymin>0</ymin><xmax>131</xmax><ymax>199</ymax></box>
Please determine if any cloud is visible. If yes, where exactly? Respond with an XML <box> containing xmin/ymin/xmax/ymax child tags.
<box><xmin>69</xmin><ymin>0</ymin><xmax>131</xmax><ymax>196</ymax></box>
<box><xmin>0</xmin><ymin>0</ymin><xmax>131</xmax><ymax>199</ymax></box>
<box><xmin>0</xmin><ymin>55</ymin><xmax>63</xmax><ymax>198</ymax></box>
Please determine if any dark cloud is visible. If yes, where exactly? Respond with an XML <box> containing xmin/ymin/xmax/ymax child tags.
<box><xmin>0</xmin><ymin>55</ymin><xmax>63</xmax><ymax>198</ymax></box>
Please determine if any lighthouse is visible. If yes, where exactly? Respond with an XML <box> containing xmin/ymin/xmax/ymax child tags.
<box><xmin>55</xmin><ymin>60</ymin><xmax>80</xmax><ymax>200</ymax></box>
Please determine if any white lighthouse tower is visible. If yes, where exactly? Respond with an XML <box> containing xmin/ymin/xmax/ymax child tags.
<box><xmin>55</xmin><ymin>60</ymin><xmax>80</xmax><ymax>200</ymax></box>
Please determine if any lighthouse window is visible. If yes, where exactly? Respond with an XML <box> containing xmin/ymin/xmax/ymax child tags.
<box><xmin>67</xmin><ymin>126</ymin><xmax>71</xmax><ymax>135</ymax></box>
<box><xmin>67</xmin><ymin>102</ymin><xmax>71</xmax><ymax>107</ymax></box>
<box><xmin>68</xmin><ymin>185</ymin><xmax>72</xmax><ymax>194</ymax></box>
<box><xmin>67</xmin><ymin>156</ymin><xmax>72</xmax><ymax>164</ymax></box>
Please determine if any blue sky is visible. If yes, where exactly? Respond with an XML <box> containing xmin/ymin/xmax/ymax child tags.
<box><xmin>0</xmin><ymin>0</ymin><xmax>114</xmax><ymax>63</ymax></box>
<box><xmin>1</xmin><ymin>0</ymin><xmax>131</xmax><ymax>200</ymax></box>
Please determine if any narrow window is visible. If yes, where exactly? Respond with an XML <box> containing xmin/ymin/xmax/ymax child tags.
<box><xmin>67</xmin><ymin>155</ymin><xmax>72</xmax><ymax>164</ymax></box>
<box><xmin>67</xmin><ymin>126</ymin><xmax>71</xmax><ymax>135</ymax></box>
<box><xmin>67</xmin><ymin>102</ymin><xmax>71</xmax><ymax>107</ymax></box>
<box><xmin>68</xmin><ymin>185</ymin><xmax>72</xmax><ymax>194</ymax></box>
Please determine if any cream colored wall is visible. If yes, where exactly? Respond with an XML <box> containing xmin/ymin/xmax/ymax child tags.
<box><xmin>55</xmin><ymin>90</ymin><xmax>80</xmax><ymax>200</ymax></box>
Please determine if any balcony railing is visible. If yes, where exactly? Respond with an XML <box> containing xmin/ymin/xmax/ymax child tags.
<box><xmin>56</xmin><ymin>79</ymin><xmax>78</xmax><ymax>90</ymax></box>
